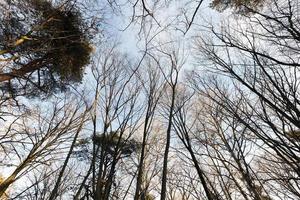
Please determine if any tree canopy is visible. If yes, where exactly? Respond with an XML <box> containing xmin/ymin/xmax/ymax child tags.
<box><xmin>211</xmin><ymin>0</ymin><xmax>266</xmax><ymax>12</ymax></box>
<box><xmin>0</xmin><ymin>0</ymin><xmax>92</xmax><ymax>97</ymax></box>
<box><xmin>0</xmin><ymin>0</ymin><xmax>300</xmax><ymax>199</ymax></box>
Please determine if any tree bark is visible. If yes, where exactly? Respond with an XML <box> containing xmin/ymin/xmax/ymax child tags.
<box><xmin>160</xmin><ymin>85</ymin><xmax>176</xmax><ymax>200</ymax></box>
<box><xmin>0</xmin><ymin>58</ymin><xmax>44</xmax><ymax>82</ymax></box>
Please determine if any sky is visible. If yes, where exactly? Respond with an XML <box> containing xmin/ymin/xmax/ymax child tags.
<box><xmin>99</xmin><ymin>0</ymin><xmax>224</xmax><ymax>56</ymax></box>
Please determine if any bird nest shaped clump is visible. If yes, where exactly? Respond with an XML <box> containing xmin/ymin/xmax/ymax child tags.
<box><xmin>29</xmin><ymin>0</ymin><xmax>92</xmax><ymax>82</ymax></box>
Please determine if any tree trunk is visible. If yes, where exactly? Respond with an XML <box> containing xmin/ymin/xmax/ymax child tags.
<box><xmin>0</xmin><ymin>58</ymin><xmax>44</xmax><ymax>82</ymax></box>
<box><xmin>49</xmin><ymin>114</ymin><xmax>86</xmax><ymax>200</ymax></box>
<box><xmin>160</xmin><ymin>85</ymin><xmax>176</xmax><ymax>200</ymax></box>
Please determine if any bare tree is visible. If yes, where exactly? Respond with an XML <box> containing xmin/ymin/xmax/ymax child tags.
<box><xmin>191</xmin><ymin>0</ymin><xmax>300</xmax><ymax>198</ymax></box>
<box><xmin>134</xmin><ymin>59</ymin><xmax>163</xmax><ymax>200</ymax></box>
<box><xmin>0</xmin><ymin>94</ymin><xmax>89</xmax><ymax>197</ymax></box>
<box><xmin>144</xmin><ymin>45</ymin><xmax>185</xmax><ymax>200</ymax></box>
<box><xmin>70</xmin><ymin>45</ymin><xmax>144</xmax><ymax>200</ymax></box>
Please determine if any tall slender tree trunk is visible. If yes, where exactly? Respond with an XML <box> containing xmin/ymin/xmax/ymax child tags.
<box><xmin>0</xmin><ymin>155</ymin><xmax>32</xmax><ymax>196</ymax></box>
<box><xmin>186</xmin><ymin>142</ymin><xmax>217</xmax><ymax>200</ymax></box>
<box><xmin>49</xmin><ymin>114</ymin><xmax>86</xmax><ymax>200</ymax></box>
<box><xmin>134</xmin><ymin>104</ymin><xmax>152</xmax><ymax>200</ymax></box>
<box><xmin>0</xmin><ymin>172</ymin><xmax>17</xmax><ymax>197</ymax></box>
<box><xmin>94</xmin><ymin>124</ymin><xmax>109</xmax><ymax>200</ymax></box>
<box><xmin>160</xmin><ymin>85</ymin><xmax>176</xmax><ymax>200</ymax></box>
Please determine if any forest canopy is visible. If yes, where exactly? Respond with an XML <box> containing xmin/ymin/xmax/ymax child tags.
<box><xmin>0</xmin><ymin>0</ymin><xmax>92</xmax><ymax>97</ymax></box>
<box><xmin>0</xmin><ymin>0</ymin><xmax>299</xmax><ymax>200</ymax></box>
